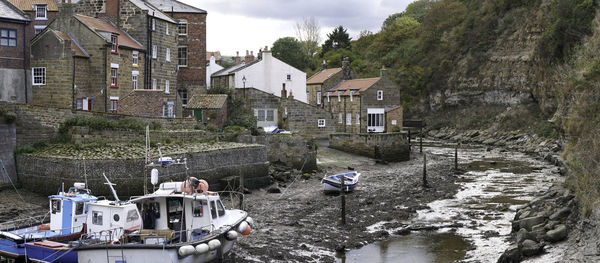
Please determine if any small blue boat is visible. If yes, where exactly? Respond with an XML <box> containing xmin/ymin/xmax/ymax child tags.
<box><xmin>321</xmin><ymin>172</ymin><xmax>361</xmax><ymax>192</ymax></box>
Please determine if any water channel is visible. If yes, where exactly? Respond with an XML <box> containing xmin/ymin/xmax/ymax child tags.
<box><xmin>337</xmin><ymin>144</ymin><xmax>564</xmax><ymax>262</ymax></box>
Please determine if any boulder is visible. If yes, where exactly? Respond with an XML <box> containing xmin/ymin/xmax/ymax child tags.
<box><xmin>516</xmin><ymin>228</ymin><xmax>530</xmax><ymax>244</ymax></box>
<box><xmin>520</xmin><ymin>239</ymin><xmax>544</xmax><ymax>257</ymax></box>
<box><xmin>518</xmin><ymin>216</ymin><xmax>546</xmax><ymax>231</ymax></box>
<box><xmin>545</xmin><ymin>224</ymin><xmax>567</xmax><ymax>243</ymax></box>
<box><xmin>549</xmin><ymin>207</ymin><xmax>571</xmax><ymax>221</ymax></box>
<box><xmin>497</xmin><ymin>245</ymin><xmax>522</xmax><ymax>263</ymax></box>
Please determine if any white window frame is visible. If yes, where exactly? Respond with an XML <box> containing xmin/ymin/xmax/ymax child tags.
<box><xmin>152</xmin><ymin>18</ymin><xmax>156</xmax><ymax>31</ymax></box>
<box><xmin>35</xmin><ymin>4</ymin><xmax>47</xmax><ymax>20</ymax></box>
<box><xmin>110</xmin><ymin>34</ymin><xmax>118</xmax><ymax>53</ymax></box>
<box><xmin>338</xmin><ymin>93</ymin><xmax>341</xmax><ymax>102</ymax></box>
<box><xmin>316</xmin><ymin>91</ymin><xmax>321</xmax><ymax>105</ymax></box>
<box><xmin>318</xmin><ymin>119</ymin><xmax>326</xmax><ymax>127</ymax></box>
<box><xmin>327</xmin><ymin>92</ymin><xmax>330</xmax><ymax>102</ymax></box>
<box><xmin>132</xmin><ymin>51</ymin><xmax>139</xmax><ymax>66</ymax></box>
<box><xmin>152</xmin><ymin>45</ymin><xmax>157</xmax><ymax>59</ymax></box>
<box><xmin>109</xmin><ymin>96</ymin><xmax>119</xmax><ymax>113</ymax></box>
<box><xmin>350</xmin><ymin>90</ymin><xmax>354</xmax><ymax>102</ymax></box>
<box><xmin>180</xmin><ymin>90</ymin><xmax>188</xmax><ymax>106</ymax></box>
<box><xmin>132</xmin><ymin>71</ymin><xmax>139</xmax><ymax>89</ymax></box>
<box><xmin>377</xmin><ymin>90</ymin><xmax>383</xmax><ymax>100</ymax></box>
<box><xmin>178</xmin><ymin>46</ymin><xmax>187</xmax><ymax>67</ymax></box>
<box><xmin>32</xmin><ymin>67</ymin><xmax>46</xmax><ymax>85</ymax></box>
<box><xmin>165</xmin><ymin>23</ymin><xmax>169</xmax><ymax>35</ymax></box>
<box><xmin>110</xmin><ymin>67</ymin><xmax>118</xmax><ymax>87</ymax></box>
<box><xmin>167</xmin><ymin>102</ymin><xmax>174</xmax><ymax>118</ymax></box>
<box><xmin>178</xmin><ymin>20</ymin><xmax>187</xmax><ymax>36</ymax></box>
<box><xmin>165</xmin><ymin>80</ymin><xmax>170</xmax><ymax>94</ymax></box>
<box><xmin>166</xmin><ymin>48</ymin><xmax>170</xmax><ymax>62</ymax></box>
<box><xmin>338</xmin><ymin>113</ymin><xmax>342</xmax><ymax>124</ymax></box>
<box><xmin>356</xmin><ymin>113</ymin><xmax>360</xmax><ymax>125</ymax></box>
<box><xmin>34</xmin><ymin>25</ymin><xmax>46</xmax><ymax>35</ymax></box>
<box><xmin>152</xmin><ymin>78</ymin><xmax>157</xmax><ymax>90</ymax></box>
<box><xmin>346</xmin><ymin>113</ymin><xmax>352</xmax><ymax>125</ymax></box>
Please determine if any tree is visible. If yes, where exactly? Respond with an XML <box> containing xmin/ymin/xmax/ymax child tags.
<box><xmin>320</xmin><ymin>26</ymin><xmax>352</xmax><ymax>57</ymax></box>
<box><xmin>271</xmin><ymin>37</ymin><xmax>309</xmax><ymax>70</ymax></box>
<box><xmin>295</xmin><ymin>17</ymin><xmax>321</xmax><ymax>58</ymax></box>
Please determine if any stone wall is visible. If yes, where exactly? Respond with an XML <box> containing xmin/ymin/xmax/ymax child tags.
<box><xmin>235</xmin><ymin>134</ymin><xmax>317</xmax><ymax>172</ymax></box>
<box><xmin>0</xmin><ymin>102</ymin><xmax>198</xmax><ymax>147</ymax></box>
<box><xmin>70</xmin><ymin>126</ymin><xmax>216</xmax><ymax>144</ymax></box>
<box><xmin>16</xmin><ymin>144</ymin><xmax>269</xmax><ymax>196</ymax></box>
<box><xmin>0</xmin><ymin>122</ymin><xmax>16</xmax><ymax>185</ymax></box>
<box><xmin>329</xmin><ymin>132</ymin><xmax>410</xmax><ymax>162</ymax></box>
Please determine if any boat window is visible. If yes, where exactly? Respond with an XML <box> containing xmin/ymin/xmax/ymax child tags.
<box><xmin>51</xmin><ymin>199</ymin><xmax>61</xmax><ymax>214</ymax></box>
<box><xmin>210</xmin><ymin>201</ymin><xmax>217</xmax><ymax>219</ymax></box>
<box><xmin>217</xmin><ymin>200</ymin><xmax>225</xmax><ymax>217</ymax></box>
<box><xmin>92</xmin><ymin>211</ymin><xmax>103</xmax><ymax>225</ymax></box>
<box><xmin>126</xmin><ymin>209</ymin><xmax>139</xmax><ymax>222</ymax></box>
<box><xmin>167</xmin><ymin>198</ymin><xmax>184</xmax><ymax>230</ymax></box>
<box><xmin>75</xmin><ymin>202</ymin><xmax>84</xmax><ymax>215</ymax></box>
<box><xmin>113</xmin><ymin>214</ymin><xmax>120</xmax><ymax>222</ymax></box>
<box><xmin>192</xmin><ymin>200</ymin><xmax>206</xmax><ymax>217</ymax></box>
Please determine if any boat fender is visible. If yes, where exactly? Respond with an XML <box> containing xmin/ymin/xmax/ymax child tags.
<box><xmin>237</xmin><ymin>221</ymin><xmax>249</xmax><ymax>233</ymax></box>
<box><xmin>178</xmin><ymin>245</ymin><xmax>196</xmax><ymax>256</ymax></box>
<box><xmin>195</xmin><ymin>243</ymin><xmax>209</xmax><ymax>254</ymax></box>
<box><xmin>208</xmin><ymin>239</ymin><xmax>221</xmax><ymax>251</ymax></box>
<box><xmin>226</xmin><ymin>230</ymin><xmax>238</xmax><ymax>241</ymax></box>
<box><xmin>245</xmin><ymin>217</ymin><xmax>254</xmax><ymax>228</ymax></box>
<box><xmin>38</xmin><ymin>224</ymin><xmax>50</xmax><ymax>231</ymax></box>
<box><xmin>241</xmin><ymin>225</ymin><xmax>251</xmax><ymax>236</ymax></box>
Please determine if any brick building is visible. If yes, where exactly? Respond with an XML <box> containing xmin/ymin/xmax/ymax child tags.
<box><xmin>74</xmin><ymin>0</ymin><xmax>181</xmax><ymax>117</ymax></box>
<box><xmin>0</xmin><ymin>0</ymin><xmax>30</xmax><ymax>103</ymax></box>
<box><xmin>30</xmin><ymin>10</ymin><xmax>145</xmax><ymax>111</ymax></box>
<box><xmin>321</xmin><ymin>59</ymin><xmax>402</xmax><ymax>133</ymax></box>
<box><xmin>7</xmin><ymin>0</ymin><xmax>59</xmax><ymax>38</ymax></box>
<box><xmin>146</xmin><ymin>0</ymin><xmax>207</xmax><ymax>111</ymax></box>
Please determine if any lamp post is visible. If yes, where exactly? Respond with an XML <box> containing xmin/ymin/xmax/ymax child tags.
<box><xmin>242</xmin><ymin>75</ymin><xmax>247</xmax><ymax>100</ymax></box>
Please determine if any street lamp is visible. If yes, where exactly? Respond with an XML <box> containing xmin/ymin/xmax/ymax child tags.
<box><xmin>242</xmin><ymin>75</ymin><xmax>246</xmax><ymax>99</ymax></box>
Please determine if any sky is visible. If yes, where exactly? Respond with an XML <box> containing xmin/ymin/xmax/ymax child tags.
<box><xmin>180</xmin><ymin>0</ymin><xmax>417</xmax><ymax>56</ymax></box>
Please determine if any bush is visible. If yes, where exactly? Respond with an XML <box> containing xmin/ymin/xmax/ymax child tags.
<box><xmin>16</xmin><ymin>146</ymin><xmax>35</xmax><ymax>154</ymax></box>
<box><xmin>204</xmin><ymin>125</ymin><xmax>218</xmax><ymax>132</ymax></box>
<box><xmin>59</xmin><ymin>116</ymin><xmax>147</xmax><ymax>134</ymax></box>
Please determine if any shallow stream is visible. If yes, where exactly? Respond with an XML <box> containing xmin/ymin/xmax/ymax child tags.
<box><xmin>337</xmin><ymin>144</ymin><xmax>564</xmax><ymax>262</ymax></box>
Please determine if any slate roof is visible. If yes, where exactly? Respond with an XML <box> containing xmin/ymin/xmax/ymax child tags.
<box><xmin>146</xmin><ymin>0</ymin><xmax>206</xmax><ymax>14</ymax></box>
<box><xmin>186</xmin><ymin>94</ymin><xmax>227</xmax><ymax>109</ymax></box>
<box><xmin>7</xmin><ymin>0</ymin><xmax>58</xmax><ymax>12</ymax></box>
<box><xmin>74</xmin><ymin>14</ymin><xmax>144</xmax><ymax>50</ymax></box>
<box><xmin>119</xmin><ymin>90</ymin><xmax>164</xmax><ymax>117</ymax></box>
<box><xmin>328</xmin><ymin>77</ymin><xmax>380</xmax><ymax>96</ymax></box>
<box><xmin>0</xmin><ymin>0</ymin><xmax>30</xmax><ymax>22</ymax></box>
<box><xmin>53</xmin><ymin>30</ymin><xmax>90</xmax><ymax>58</ymax></box>
<box><xmin>129</xmin><ymin>0</ymin><xmax>176</xmax><ymax>23</ymax></box>
<box><xmin>306</xmin><ymin>68</ymin><xmax>342</xmax><ymax>85</ymax></box>
<box><xmin>212</xmin><ymin>60</ymin><xmax>260</xmax><ymax>77</ymax></box>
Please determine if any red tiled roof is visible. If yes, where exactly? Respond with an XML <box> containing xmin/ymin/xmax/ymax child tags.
<box><xmin>185</xmin><ymin>94</ymin><xmax>227</xmax><ymax>109</ymax></box>
<box><xmin>119</xmin><ymin>90</ymin><xmax>164</xmax><ymax>117</ymax></box>
<box><xmin>307</xmin><ymin>68</ymin><xmax>341</xmax><ymax>84</ymax></box>
<box><xmin>7</xmin><ymin>0</ymin><xmax>58</xmax><ymax>11</ymax></box>
<box><xmin>74</xmin><ymin>14</ymin><xmax>144</xmax><ymax>50</ymax></box>
<box><xmin>329</xmin><ymin>77</ymin><xmax>380</xmax><ymax>96</ymax></box>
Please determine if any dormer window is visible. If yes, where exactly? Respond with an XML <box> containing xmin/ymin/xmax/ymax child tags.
<box><xmin>111</xmin><ymin>35</ymin><xmax>118</xmax><ymax>54</ymax></box>
<box><xmin>35</xmin><ymin>5</ymin><xmax>47</xmax><ymax>20</ymax></box>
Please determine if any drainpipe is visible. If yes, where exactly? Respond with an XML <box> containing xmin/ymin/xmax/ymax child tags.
<box><xmin>104</xmin><ymin>46</ymin><xmax>108</xmax><ymax>112</ymax></box>
<box><xmin>23</xmin><ymin>23</ymin><xmax>28</xmax><ymax>103</ymax></box>
<box><xmin>72</xmin><ymin>56</ymin><xmax>75</xmax><ymax>109</ymax></box>
<box><xmin>146</xmin><ymin>14</ymin><xmax>152</xmax><ymax>90</ymax></box>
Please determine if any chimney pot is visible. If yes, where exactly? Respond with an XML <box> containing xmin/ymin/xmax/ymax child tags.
<box><xmin>281</xmin><ymin>83</ymin><xmax>287</xmax><ymax>98</ymax></box>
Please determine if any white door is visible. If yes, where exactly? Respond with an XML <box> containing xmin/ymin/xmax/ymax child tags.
<box><xmin>72</xmin><ymin>202</ymin><xmax>87</xmax><ymax>233</ymax></box>
<box><xmin>367</xmin><ymin>108</ymin><xmax>385</xmax><ymax>133</ymax></box>
<box><xmin>82</xmin><ymin>98</ymin><xmax>88</xmax><ymax>110</ymax></box>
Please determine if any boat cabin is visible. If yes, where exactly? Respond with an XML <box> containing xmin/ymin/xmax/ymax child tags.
<box><xmin>48</xmin><ymin>183</ymin><xmax>97</xmax><ymax>236</ymax></box>
<box><xmin>85</xmin><ymin>200</ymin><xmax>142</xmax><ymax>242</ymax></box>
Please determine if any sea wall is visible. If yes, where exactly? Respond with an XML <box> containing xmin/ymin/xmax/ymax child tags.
<box><xmin>16</xmin><ymin>145</ymin><xmax>269</xmax><ymax>196</ymax></box>
<box><xmin>235</xmin><ymin>134</ymin><xmax>317</xmax><ymax>172</ymax></box>
<box><xmin>69</xmin><ymin>126</ymin><xmax>217</xmax><ymax>144</ymax></box>
<box><xmin>0</xmin><ymin>121</ymin><xmax>16</xmax><ymax>185</ymax></box>
<box><xmin>329</xmin><ymin>132</ymin><xmax>410</xmax><ymax>162</ymax></box>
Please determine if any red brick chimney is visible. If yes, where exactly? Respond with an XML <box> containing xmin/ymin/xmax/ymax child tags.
<box><xmin>244</xmin><ymin>50</ymin><xmax>255</xmax><ymax>63</ymax></box>
<box><xmin>288</xmin><ymin>90</ymin><xmax>294</xmax><ymax>100</ymax></box>
<box><xmin>281</xmin><ymin>83</ymin><xmax>287</xmax><ymax>98</ymax></box>
<box><xmin>234</xmin><ymin>51</ymin><xmax>241</xmax><ymax>65</ymax></box>
<box><xmin>98</xmin><ymin>0</ymin><xmax>119</xmax><ymax>25</ymax></box>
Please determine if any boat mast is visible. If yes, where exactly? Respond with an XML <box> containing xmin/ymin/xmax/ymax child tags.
<box><xmin>102</xmin><ymin>173</ymin><xmax>120</xmax><ymax>202</ymax></box>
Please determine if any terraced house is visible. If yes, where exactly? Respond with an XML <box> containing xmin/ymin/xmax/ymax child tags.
<box><xmin>7</xmin><ymin>0</ymin><xmax>59</xmax><ymax>38</ymax></box>
<box><xmin>0</xmin><ymin>0</ymin><xmax>30</xmax><ymax>103</ymax></box>
<box><xmin>74</xmin><ymin>0</ymin><xmax>180</xmax><ymax>117</ymax></box>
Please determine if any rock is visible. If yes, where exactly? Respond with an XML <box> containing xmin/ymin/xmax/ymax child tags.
<box><xmin>549</xmin><ymin>207</ymin><xmax>571</xmax><ymax>221</ymax></box>
<box><xmin>335</xmin><ymin>245</ymin><xmax>346</xmax><ymax>253</ymax></box>
<box><xmin>483</xmin><ymin>230</ymin><xmax>500</xmax><ymax>238</ymax></box>
<box><xmin>395</xmin><ymin>228</ymin><xmax>411</xmax><ymax>236</ymax></box>
<box><xmin>267</xmin><ymin>187</ymin><xmax>281</xmax><ymax>194</ymax></box>
<box><xmin>518</xmin><ymin>216</ymin><xmax>546</xmax><ymax>231</ymax></box>
<box><xmin>532</xmin><ymin>223</ymin><xmax>545</xmax><ymax>233</ymax></box>
<box><xmin>520</xmin><ymin>239</ymin><xmax>544</xmax><ymax>257</ymax></box>
<box><xmin>302</xmin><ymin>173</ymin><xmax>311</xmax><ymax>180</ymax></box>
<box><xmin>545</xmin><ymin>224</ymin><xmax>567</xmax><ymax>242</ymax></box>
<box><xmin>516</xmin><ymin>228</ymin><xmax>530</xmax><ymax>244</ymax></box>
<box><xmin>497</xmin><ymin>245</ymin><xmax>522</xmax><ymax>263</ymax></box>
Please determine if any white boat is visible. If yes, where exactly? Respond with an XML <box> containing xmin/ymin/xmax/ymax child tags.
<box><xmin>76</xmin><ymin>177</ymin><xmax>253</xmax><ymax>263</ymax></box>
<box><xmin>321</xmin><ymin>172</ymin><xmax>361</xmax><ymax>192</ymax></box>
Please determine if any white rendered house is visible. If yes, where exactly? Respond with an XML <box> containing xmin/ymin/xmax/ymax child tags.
<box><xmin>206</xmin><ymin>56</ymin><xmax>224</xmax><ymax>89</ymax></box>
<box><xmin>211</xmin><ymin>47</ymin><xmax>307</xmax><ymax>103</ymax></box>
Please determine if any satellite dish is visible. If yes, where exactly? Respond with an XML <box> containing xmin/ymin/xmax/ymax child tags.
<box><xmin>151</xmin><ymin>169</ymin><xmax>159</xmax><ymax>185</ymax></box>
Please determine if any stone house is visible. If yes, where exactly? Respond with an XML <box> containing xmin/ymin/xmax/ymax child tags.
<box><xmin>306</xmin><ymin>66</ymin><xmax>342</xmax><ymax>107</ymax></box>
<box><xmin>185</xmin><ymin>94</ymin><xmax>227</xmax><ymax>128</ymax></box>
<box><xmin>74</xmin><ymin>0</ymin><xmax>180</xmax><ymax>117</ymax></box>
<box><xmin>321</xmin><ymin>61</ymin><xmax>401</xmax><ymax>133</ymax></box>
<box><xmin>7</xmin><ymin>0</ymin><xmax>59</xmax><ymax>38</ymax></box>
<box><xmin>146</xmin><ymin>0</ymin><xmax>206</xmax><ymax>111</ymax></box>
<box><xmin>30</xmin><ymin>11</ymin><xmax>145</xmax><ymax>112</ymax></box>
<box><xmin>0</xmin><ymin>0</ymin><xmax>30</xmax><ymax>103</ymax></box>
<box><xmin>212</xmin><ymin>47</ymin><xmax>308</xmax><ymax>103</ymax></box>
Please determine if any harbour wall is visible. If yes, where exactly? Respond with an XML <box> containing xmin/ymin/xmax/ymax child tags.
<box><xmin>235</xmin><ymin>134</ymin><xmax>317</xmax><ymax>172</ymax></box>
<box><xmin>0</xmin><ymin>121</ymin><xmax>16</xmax><ymax>185</ymax></box>
<box><xmin>329</xmin><ymin>132</ymin><xmax>410</xmax><ymax>162</ymax></box>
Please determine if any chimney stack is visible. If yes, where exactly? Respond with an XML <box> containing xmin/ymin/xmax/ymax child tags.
<box><xmin>244</xmin><ymin>50</ymin><xmax>255</xmax><ymax>63</ymax></box>
<box><xmin>380</xmin><ymin>65</ymin><xmax>387</xmax><ymax>78</ymax></box>
<box><xmin>281</xmin><ymin>83</ymin><xmax>287</xmax><ymax>98</ymax></box>
<box><xmin>342</xmin><ymin>57</ymin><xmax>352</xmax><ymax>80</ymax></box>
<box><xmin>288</xmin><ymin>90</ymin><xmax>294</xmax><ymax>100</ymax></box>
<box><xmin>234</xmin><ymin>51</ymin><xmax>241</xmax><ymax>65</ymax></box>
<box><xmin>321</xmin><ymin>60</ymin><xmax>328</xmax><ymax>70</ymax></box>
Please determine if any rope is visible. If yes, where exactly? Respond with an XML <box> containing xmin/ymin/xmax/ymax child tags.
<box><xmin>0</xmin><ymin>160</ymin><xmax>39</xmax><ymax>223</ymax></box>
<box><xmin>278</xmin><ymin>153</ymin><xmax>310</xmax><ymax>199</ymax></box>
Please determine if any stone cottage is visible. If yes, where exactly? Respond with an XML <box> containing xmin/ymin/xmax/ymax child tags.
<box><xmin>185</xmin><ymin>94</ymin><xmax>227</xmax><ymax>128</ymax></box>
<box><xmin>8</xmin><ymin>0</ymin><xmax>59</xmax><ymax>38</ymax></box>
<box><xmin>306</xmin><ymin>62</ymin><xmax>344</xmax><ymax>107</ymax></box>
<box><xmin>321</xmin><ymin>59</ymin><xmax>402</xmax><ymax>133</ymax></box>
<box><xmin>0</xmin><ymin>0</ymin><xmax>30</xmax><ymax>103</ymax></box>
<box><xmin>30</xmin><ymin>11</ymin><xmax>145</xmax><ymax>111</ymax></box>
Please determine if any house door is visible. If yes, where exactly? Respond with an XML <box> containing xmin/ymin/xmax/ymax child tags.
<box><xmin>367</xmin><ymin>108</ymin><xmax>385</xmax><ymax>133</ymax></box>
<box><xmin>82</xmin><ymin>98</ymin><xmax>88</xmax><ymax>111</ymax></box>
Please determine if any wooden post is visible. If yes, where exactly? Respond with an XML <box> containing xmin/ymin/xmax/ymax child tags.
<box><xmin>239</xmin><ymin>169</ymin><xmax>244</xmax><ymax>210</ymax></box>
<box><xmin>340</xmin><ymin>175</ymin><xmax>346</xmax><ymax>225</ymax></box>
<box><xmin>408</xmin><ymin>130</ymin><xmax>412</xmax><ymax>152</ymax></box>
<box><xmin>454</xmin><ymin>144</ymin><xmax>458</xmax><ymax>170</ymax></box>
<box><xmin>422</xmin><ymin>153</ymin><xmax>428</xmax><ymax>187</ymax></box>
<box><xmin>419</xmin><ymin>127</ymin><xmax>423</xmax><ymax>153</ymax></box>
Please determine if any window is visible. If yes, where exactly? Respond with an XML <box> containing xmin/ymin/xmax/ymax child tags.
<box><xmin>166</xmin><ymin>48</ymin><xmax>170</xmax><ymax>62</ymax></box>
<box><xmin>152</xmin><ymin>78</ymin><xmax>157</xmax><ymax>90</ymax></box>
<box><xmin>165</xmin><ymin>24</ymin><xmax>169</xmax><ymax>35</ymax></box>
<box><xmin>368</xmin><ymin>113</ymin><xmax>385</xmax><ymax>127</ymax></box>
<box><xmin>110</xmin><ymin>35</ymin><xmax>118</xmax><ymax>54</ymax></box>
<box><xmin>151</xmin><ymin>18</ymin><xmax>155</xmax><ymax>31</ymax></box>
<box><xmin>346</xmin><ymin>113</ymin><xmax>352</xmax><ymax>125</ymax></box>
<box><xmin>286</xmin><ymin>74</ymin><xmax>291</xmax><ymax>80</ymax></box>
<box><xmin>192</xmin><ymin>200</ymin><xmax>205</xmax><ymax>217</ymax></box>
<box><xmin>34</xmin><ymin>25</ymin><xmax>45</xmax><ymax>35</ymax></box>
<box><xmin>266</xmin><ymin>109</ymin><xmax>274</xmax><ymax>122</ymax></box>
<box><xmin>338</xmin><ymin>93</ymin><xmax>341</xmax><ymax>102</ymax></box>
<box><xmin>377</xmin><ymin>90</ymin><xmax>383</xmax><ymax>100</ymax></box>
<box><xmin>110</xmin><ymin>68</ymin><xmax>118</xmax><ymax>87</ymax></box>
<box><xmin>217</xmin><ymin>200</ymin><xmax>225</xmax><ymax>217</ymax></box>
<box><xmin>167</xmin><ymin>102</ymin><xmax>174</xmax><ymax>118</ymax></box>
<box><xmin>350</xmin><ymin>90</ymin><xmax>354</xmax><ymax>102</ymax></box>
<box><xmin>77</xmin><ymin>99</ymin><xmax>82</xmax><ymax>109</ymax></box>
<box><xmin>318</xmin><ymin>119</ymin><xmax>326</xmax><ymax>127</ymax></box>
<box><xmin>126</xmin><ymin>209</ymin><xmax>139</xmax><ymax>222</ymax></box>
<box><xmin>178</xmin><ymin>46</ymin><xmax>187</xmax><ymax>67</ymax></box>
<box><xmin>178</xmin><ymin>20</ymin><xmax>187</xmax><ymax>35</ymax></box>
<box><xmin>152</xmin><ymin>45</ymin><xmax>157</xmax><ymax>59</ymax></box>
<box><xmin>92</xmin><ymin>211</ymin><xmax>103</xmax><ymax>225</ymax></box>
<box><xmin>51</xmin><ymin>199</ymin><xmax>61</xmax><ymax>214</ymax></box>
<box><xmin>32</xmin><ymin>67</ymin><xmax>45</xmax><ymax>85</ymax></box>
<box><xmin>132</xmin><ymin>72</ymin><xmax>138</xmax><ymax>89</ymax></box>
<box><xmin>257</xmin><ymin>110</ymin><xmax>265</xmax><ymax>121</ymax></box>
<box><xmin>132</xmin><ymin>51</ymin><xmax>138</xmax><ymax>66</ymax></box>
<box><xmin>75</xmin><ymin>202</ymin><xmax>84</xmax><ymax>215</ymax></box>
<box><xmin>35</xmin><ymin>5</ymin><xmax>47</xmax><ymax>20</ymax></box>
<box><xmin>339</xmin><ymin>113</ymin><xmax>342</xmax><ymax>123</ymax></box>
<box><xmin>316</xmin><ymin>91</ymin><xmax>321</xmax><ymax>105</ymax></box>
<box><xmin>110</xmin><ymin>97</ymin><xmax>118</xmax><ymax>113</ymax></box>
<box><xmin>1</xmin><ymin>29</ymin><xmax>17</xmax><ymax>47</ymax></box>
<box><xmin>113</xmin><ymin>214</ymin><xmax>120</xmax><ymax>222</ymax></box>
<box><xmin>179</xmin><ymin>90</ymin><xmax>188</xmax><ymax>106</ymax></box>
<box><xmin>356</xmin><ymin>113</ymin><xmax>360</xmax><ymax>124</ymax></box>
<box><xmin>210</xmin><ymin>201</ymin><xmax>217</xmax><ymax>219</ymax></box>
<box><xmin>165</xmin><ymin>80</ymin><xmax>170</xmax><ymax>94</ymax></box>
<box><xmin>327</xmin><ymin>92</ymin><xmax>331</xmax><ymax>102</ymax></box>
